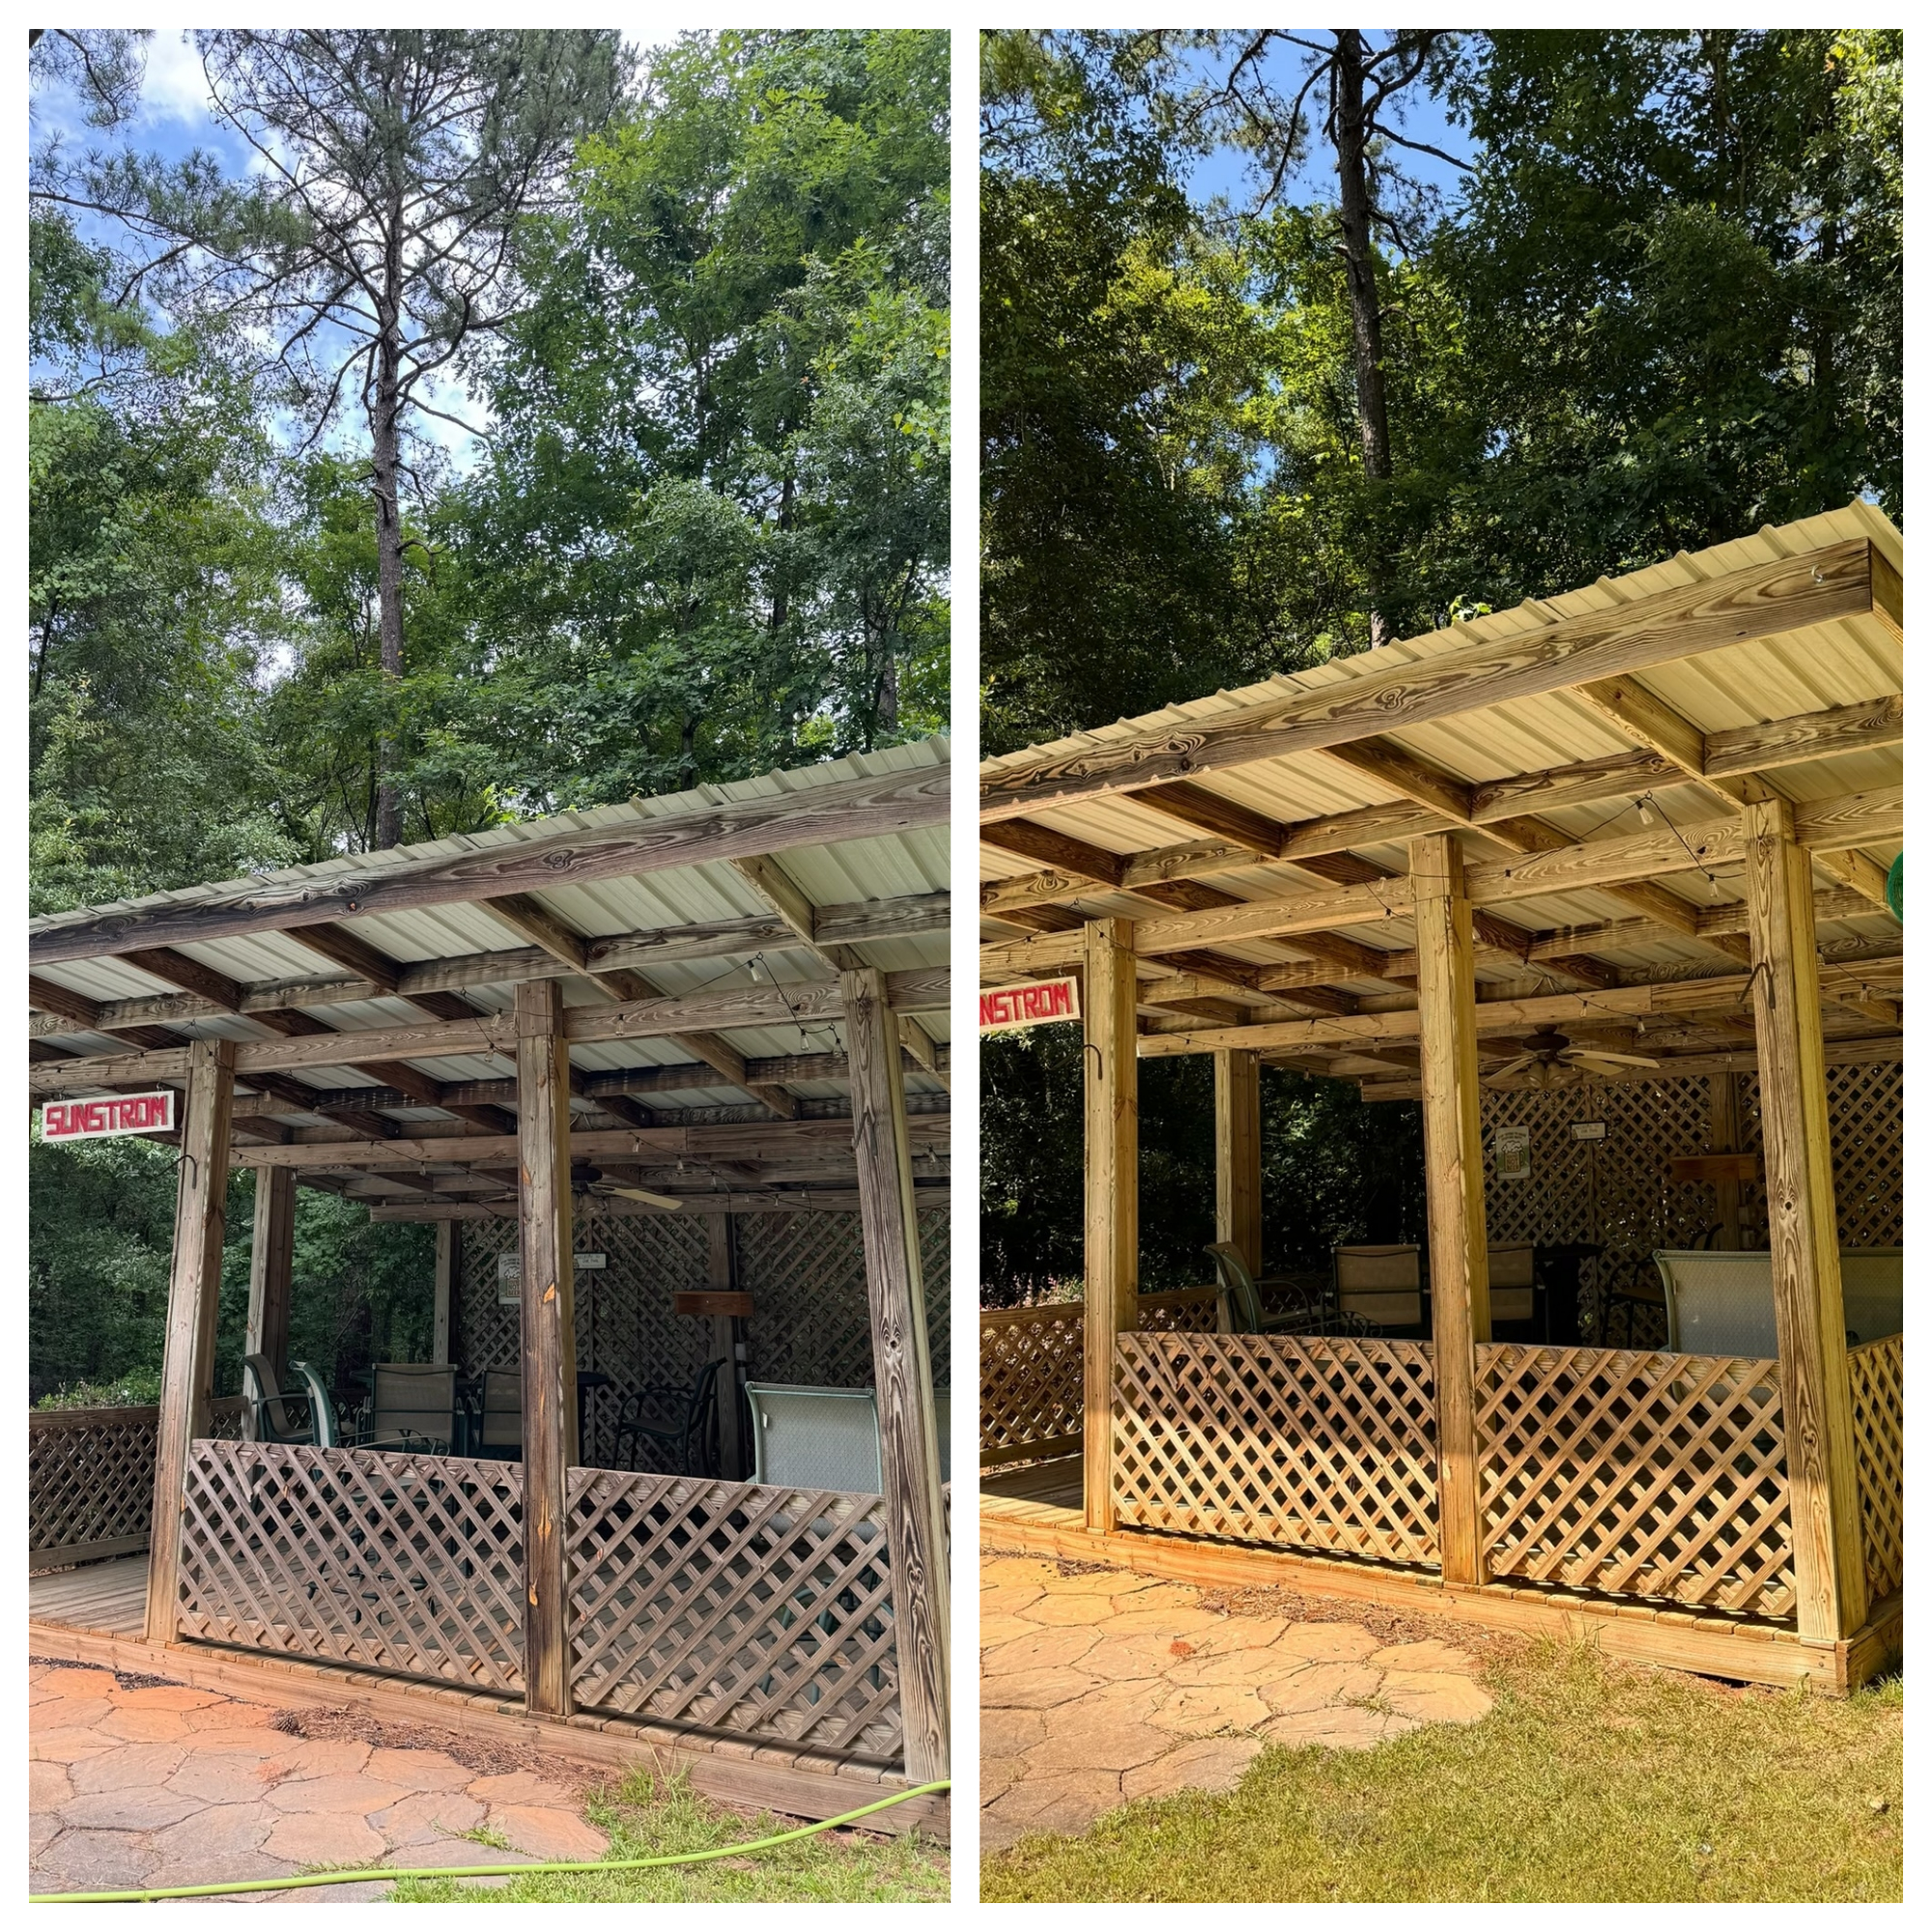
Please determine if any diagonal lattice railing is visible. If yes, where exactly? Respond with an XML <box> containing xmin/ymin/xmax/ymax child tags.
<box><xmin>1112</xmin><ymin>1331</ymin><xmax>1439</xmax><ymax>1566</ymax></box>
<box><xmin>176</xmin><ymin>1439</ymin><xmax>526</xmax><ymax>1693</ymax></box>
<box><xmin>565</xmin><ymin>1466</ymin><xmax>901</xmax><ymax>1762</ymax></box>
<box><xmin>1845</xmin><ymin>1334</ymin><xmax>1903</xmax><ymax>1603</ymax></box>
<box><xmin>1475</xmin><ymin>1344</ymin><xmax>1795</xmax><ymax>1618</ymax></box>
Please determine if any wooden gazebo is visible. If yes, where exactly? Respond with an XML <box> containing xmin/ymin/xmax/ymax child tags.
<box><xmin>28</xmin><ymin>738</ymin><xmax>952</xmax><ymax>1827</ymax></box>
<box><xmin>979</xmin><ymin>505</ymin><xmax>1902</xmax><ymax>1691</ymax></box>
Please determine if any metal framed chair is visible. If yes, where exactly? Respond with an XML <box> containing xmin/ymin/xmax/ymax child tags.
<box><xmin>359</xmin><ymin>1363</ymin><xmax>456</xmax><ymax>1455</ymax></box>
<box><xmin>286</xmin><ymin>1361</ymin><xmax>345</xmax><ymax>1447</ymax></box>
<box><xmin>242</xmin><ymin>1353</ymin><xmax>315</xmax><ymax>1444</ymax></box>
<box><xmin>476</xmin><ymin>1368</ymin><xmax>523</xmax><ymax>1460</ymax></box>
<box><xmin>1206</xmin><ymin>1243</ymin><xmax>1327</xmax><ymax>1335</ymax></box>
<box><xmin>611</xmin><ymin>1358</ymin><xmax>724</xmax><ymax>1476</ymax></box>
<box><xmin>1334</xmin><ymin>1244</ymin><xmax>1425</xmax><ymax>1335</ymax></box>
<box><xmin>1487</xmin><ymin>1243</ymin><xmax>1539</xmax><ymax>1333</ymax></box>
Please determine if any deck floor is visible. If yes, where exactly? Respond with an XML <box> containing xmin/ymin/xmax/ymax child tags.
<box><xmin>980</xmin><ymin>1456</ymin><xmax>1083</xmax><ymax>1512</ymax></box>
<box><xmin>30</xmin><ymin>1555</ymin><xmax>151</xmax><ymax>1636</ymax></box>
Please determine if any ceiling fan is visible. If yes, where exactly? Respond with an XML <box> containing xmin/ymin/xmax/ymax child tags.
<box><xmin>570</xmin><ymin>1160</ymin><xmax>684</xmax><ymax>1212</ymax></box>
<box><xmin>1487</xmin><ymin>1028</ymin><xmax>1660</xmax><ymax>1088</ymax></box>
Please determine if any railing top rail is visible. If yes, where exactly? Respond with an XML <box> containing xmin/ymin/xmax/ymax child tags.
<box><xmin>980</xmin><ymin>1284</ymin><xmax>1219</xmax><ymax>1332</ymax></box>
<box><xmin>30</xmin><ymin>1394</ymin><xmax>246</xmax><ymax>1432</ymax></box>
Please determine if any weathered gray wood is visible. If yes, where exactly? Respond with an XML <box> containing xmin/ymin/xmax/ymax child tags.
<box><xmin>244</xmin><ymin>1166</ymin><xmax>297</xmax><ymax>1398</ymax></box>
<box><xmin>434</xmin><ymin>1220</ymin><xmax>459</xmax><ymax>1365</ymax></box>
<box><xmin>33</xmin><ymin>761</ymin><xmax>951</xmax><ymax>964</ymax></box>
<box><xmin>980</xmin><ymin>540</ymin><xmax>1880</xmax><ymax>819</ymax></box>
<box><xmin>145</xmin><ymin>1037</ymin><xmax>236</xmax><ymax>1642</ymax></box>
<box><xmin>1743</xmin><ymin>797</ymin><xmax>1867</xmax><ymax>1642</ymax></box>
<box><xmin>840</xmin><ymin>965</ymin><xmax>950</xmax><ymax>1784</ymax></box>
<box><xmin>517</xmin><ymin>979</ymin><xmax>576</xmax><ymax>1718</ymax></box>
<box><xmin>1411</xmin><ymin>835</ymin><xmax>1488</xmax><ymax>1588</ymax></box>
<box><xmin>1084</xmin><ymin>919</ymin><xmax>1139</xmax><ymax>1537</ymax></box>
<box><xmin>705</xmin><ymin>1213</ymin><xmax>745</xmax><ymax>1480</ymax></box>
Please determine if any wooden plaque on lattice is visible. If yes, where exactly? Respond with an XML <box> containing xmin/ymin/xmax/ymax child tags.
<box><xmin>1846</xmin><ymin>1334</ymin><xmax>1903</xmax><ymax>1602</ymax></box>
<box><xmin>1114</xmin><ymin>1332</ymin><xmax>1440</xmax><ymax>1566</ymax></box>
<box><xmin>1475</xmin><ymin>1343</ymin><xmax>1796</xmax><ymax>1619</ymax></box>
<box><xmin>176</xmin><ymin>1438</ymin><xmax>527</xmax><ymax>1694</ymax></box>
<box><xmin>566</xmin><ymin>1465</ymin><xmax>901</xmax><ymax>1763</ymax></box>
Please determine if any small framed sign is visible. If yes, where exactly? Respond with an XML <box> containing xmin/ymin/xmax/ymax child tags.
<box><xmin>1494</xmin><ymin>1124</ymin><xmax>1533</xmax><ymax>1182</ymax></box>
<box><xmin>575</xmin><ymin>1253</ymin><xmax>607</xmax><ymax>1270</ymax></box>
<box><xmin>980</xmin><ymin>975</ymin><xmax>1081</xmax><ymax>1033</ymax></box>
<box><xmin>40</xmin><ymin>1092</ymin><xmax>176</xmax><ymax>1141</ymax></box>
<box><xmin>1571</xmin><ymin>1121</ymin><xmax>1606</xmax><ymax>1142</ymax></box>
<box><xmin>497</xmin><ymin>1251</ymin><xmax>606</xmax><ymax>1302</ymax></box>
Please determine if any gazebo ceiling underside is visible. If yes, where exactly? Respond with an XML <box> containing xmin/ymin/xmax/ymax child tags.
<box><xmin>30</xmin><ymin>740</ymin><xmax>952</xmax><ymax>1215</ymax></box>
<box><xmin>978</xmin><ymin>504</ymin><xmax>1902</xmax><ymax>1097</ymax></box>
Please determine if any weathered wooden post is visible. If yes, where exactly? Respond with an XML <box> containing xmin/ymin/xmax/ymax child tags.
<box><xmin>1214</xmin><ymin>1047</ymin><xmax>1263</xmax><ymax>1279</ymax></box>
<box><xmin>433</xmin><ymin>1220</ymin><xmax>461</xmax><ymax>1366</ymax></box>
<box><xmin>244</xmin><ymin>1164</ymin><xmax>297</xmax><ymax>1400</ymax></box>
<box><xmin>1410</xmin><ymin>833</ymin><xmax>1491</xmax><ymax>1589</ymax></box>
<box><xmin>516</xmin><ymin>979</ymin><xmax>577</xmax><ymax>1716</ymax></box>
<box><xmin>1083</xmin><ymin>918</ymin><xmax>1139</xmax><ymax>1536</ymax></box>
<box><xmin>706</xmin><ymin>1211</ymin><xmax>746</xmax><ymax>1479</ymax></box>
<box><xmin>1742</xmin><ymin>797</ymin><xmax>1867</xmax><ymax>1643</ymax></box>
<box><xmin>147</xmin><ymin>1037</ymin><xmax>237</xmax><ymax>1642</ymax></box>
<box><xmin>840</xmin><ymin>964</ymin><xmax>950</xmax><ymax>1784</ymax></box>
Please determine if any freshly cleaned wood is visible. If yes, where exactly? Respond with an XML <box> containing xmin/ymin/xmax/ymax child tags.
<box><xmin>1214</xmin><ymin>1049</ymin><xmax>1263</xmax><ymax>1279</ymax></box>
<box><xmin>1410</xmin><ymin>835</ymin><xmax>1489</xmax><ymax>1588</ymax></box>
<box><xmin>145</xmin><ymin>1037</ymin><xmax>236</xmax><ymax>1643</ymax></box>
<box><xmin>244</xmin><ymin>1166</ymin><xmax>297</xmax><ymax>1394</ymax></box>
<box><xmin>516</xmin><ymin>979</ymin><xmax>577</xmax><ymax>1718</ymax></box>
<box><xmin>1084</xmin><ymin>919</ymin><xmax>1140</xmax><ymax>1537</ymax></box>
<box><xmin>1743</xmin><ymin>797</ymin><xmax>1867</xmax><ymax>1643</ymax></box>
<box><xmin>840</xmin><ymin>966</ymin><xmax>950</xmax><ymax>1784</ymax></box>
<box><xmin>1704</xmin><ymin>694</ymin><xmax>1902</xmax><ymax>778</ymax></box>
<box><xmin>33</xmin><ymin>761</ymin><xmax>952</xmax><ymax>964</ymax></box>
<box><xmin>980</xmin><ymin>540</ymin><xmax>1881</xmax><ymax>819</ymax></box>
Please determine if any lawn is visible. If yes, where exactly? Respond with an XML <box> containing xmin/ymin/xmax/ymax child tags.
<box><xmin>389</xmin><ymin>1768</ymin><xmax>949</xmax><ymax>1904</ymax></box>
<box><xmin>982</xmin><ymin>1639</ymin><xmax>1901</xmax><ymax>1903</ymax></box>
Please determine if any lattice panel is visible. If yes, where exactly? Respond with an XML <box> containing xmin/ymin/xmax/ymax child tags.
<box><xmin>1114</xmin><ymin>1333</ymin><xmax>1440</xmax><ymax>1566</ymax></box>
<box><xmin>566</xmin><ymin>1466</ymin><xmax>900</xmax><ymax>1762</ymax></box>
<box><xmin>457</xmin><ymin>1218</ymin><xmax>522</xmax><ymax>1374</ymax></box>
<box><xmin>1818</xmin><ymin>1062</ymin><xmax>1904</xmax><ymax>1250</ymax></box>
<box><xmin>1846</xmin><ymin>1334</ymin><xmax>1903</xmax><ymax>1602</ymax></box>
<box><xmin>978</xmin><ymin>1288</ymin><xmax>1220</xmax><ymax>1466</ymax></box>
<box><xmin>177</xmin><ymin>1439</ymin><xmax>526</xmax><ymax>1693</ymax></box>
<box><xmin>1475</xmin><ymin>1344</ymin><xmax>1795</xmax><ymax>1619</ymax></box>
<box><xmin>29</xmin><ymin>1407</ymin><xmax>158</xmax><ymax>1558</ymax></box>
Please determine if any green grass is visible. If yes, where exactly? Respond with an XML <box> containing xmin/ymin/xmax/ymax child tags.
<box><xmin>387</xmin><ymin>1767</ymin><xmax>949</xmax><ymax>1904</ymax></box>
<box><xmin>984</xmin><ymin>1640</ymin><xmax>1902</xmax><ymax>1903</ymax></box>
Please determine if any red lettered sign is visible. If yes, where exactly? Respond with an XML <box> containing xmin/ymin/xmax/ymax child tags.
<box><xmin>979</xmin><ymin>975</ymin><xmax>1082</xmax><ymax>1033</ymax></box>
<box><xmin>40</xmin><ymin>1091</ymin><xmax>177</xmax><ymax>1141</ymax></box>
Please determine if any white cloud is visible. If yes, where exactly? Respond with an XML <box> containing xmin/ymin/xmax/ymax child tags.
<box><xmin>134</xmin><ymin>29</ymin><xmax>216</xmax><ymax>132</ymax></box>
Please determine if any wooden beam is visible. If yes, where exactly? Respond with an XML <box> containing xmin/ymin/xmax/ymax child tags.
<box><xmin>1410</xmin><ymin>834</ymin><xmax>1489</xmax><ymax>1589</ymax></box>
<box><xmin>1743</xmin><ymin>797</ymin><xmax>1867</xmax><ymax>1643</ymax></box>
<box><xmin>516</xmin><ymin>979</ymin><xmax>576</xmax><ymax>1718</ymax></box>
<box><xmin>433</xmin><ymin>1220</ymin><xmax>458</xmax><ymax>1367</ymax></box>
<box><xmin>980</xmin><ymin>541</ymin><xmax>1883</xmax><ymax>820</ymax></box>
<box><xmin>1704</xmin><ymin>694</ymin><xmax>1901</xmax><ymax>779</ymax></box>
<box><xmin>34</xmin><ymin>760</ymin><xmax>951</xmax><ymax>965</ymax></box>
<box><xmin>1214</xmin><ymin>1049</ymin><xmax>1263</xmax><ymax>1280</ymax></box>
<box><xmin>1084</xmin><ymin>918</ymin><xmax>1138</xmax><ymax>1537</ymax></box>
<box><xmin>146</xmin><ymin>1037</ymin><xmax>236</xmax><ymax>1643</ymax></box>
<box><xmin>1321</xmin><ymin>738</ymin><xmax>1474</xmax><ymax>822</ymax></box>
<box><xmin>841</xmin><ymin>966</ymin><xmax>950</xmax><ymax>1784</ymax></box>
<box><xmin>244</xmin><ymin>1166</ymin><xmax>297</xmax><ymax>1396</ymax></box>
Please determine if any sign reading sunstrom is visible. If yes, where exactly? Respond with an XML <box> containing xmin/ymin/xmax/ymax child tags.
<box><xmin>979</xmin><ymin>976</ymin><xmax>1081</xmax><ymax>1033</ymax></box>
<box><xmin>41</xmin><ymin>1091</ymin><xmax>176</xmax><ymax>1142</ymax></box>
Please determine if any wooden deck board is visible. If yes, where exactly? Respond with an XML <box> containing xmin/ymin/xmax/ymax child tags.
<box><xmin>980</xmin><ymin>1457</ymin><xmax>1083</xmax><ymax>1511</ymax></box>
<box><xmin>29</xmin><ymin>1555</ymin><xmax>150</xmax><ymax>1636</ymax></box>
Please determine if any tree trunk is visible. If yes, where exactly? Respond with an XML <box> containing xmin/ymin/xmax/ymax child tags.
<box><xmin>1332</xmin><ymin>29</ymin><xmax>1394</xmax><ymax>648</ymax></box>
<box><xmin>371</xmin><ymin>180</ymin><xmax>407</xmax><ymax>851</ymax></box>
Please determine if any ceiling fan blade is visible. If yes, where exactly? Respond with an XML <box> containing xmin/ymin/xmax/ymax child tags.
<box><xmin>1570</xmin><ymin>1049</ymin><xmax>1662</xmax><ymax>1069</ymax></box>
<box><xmin>1490</xmin><ymin>1054</ymin><xmax>1535</xmax><ymax>1080</ymax></box>
<box><xmin>594</xmin><ymin>1182</ymin><xmax>685</xmax><ymax>1210</ymax></box>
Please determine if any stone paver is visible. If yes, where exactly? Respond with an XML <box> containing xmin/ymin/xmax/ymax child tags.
<box><xmin>25</xmin><ymin>1659</ymin><xmax>607</xmax><ymax>1901</ymax></box>
<box><xmin>980</xmin><ymin>1551</ymin><xmax>1494</xmax><ymax>1853</ymax></box>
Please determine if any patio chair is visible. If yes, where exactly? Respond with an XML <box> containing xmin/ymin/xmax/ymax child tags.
<box><xmin>287</xmin><ymin>1361</ymin><xmax>345</xmax><ymax>1447</ymax></box>
<box><xmin>1487</xmin><ymin>1244</ymin><xmax>1538</xmax><ymax>1333</ymax></box>
<box><xmin>1839</xmin><ymin>1248</ymin><xmax>1903</xmax><ymax>1345</ymax></box>
<box><xmin>744</xmin><ymin>1383</ymin><xmax>952</xmax><ymax>1492</ymax></box>
<box><xmin>611</xmin><ymin>1358</ymin><xmax>724</xmax><ymax>1477</ymax></box>
<box><xmin>1207</xmin><ymin>1243</ymin><xmax>1326</xmax><ymax>1336</ymax></box>
<box><xmin>1334</xmin><ymin>1244</ymin><xmax>1425</xmax><ymax>1334</ymax></box>
<box><xmin>1659</xmin><ymin>1247</ymin><xmax>1904</xmax><ymax>1356</ymax></box>
<box><xmin>475</xmin><ymin>1368</ymin><xmax>523</xmax><ymax>1460</ymax></box>
<box><xmin>359</xmin><ymin>1363</ymin><xmax>456</xmax><ymax>1455</ymax></box>
<box><xmin>241</xmin><ymin>1353</ymin><xmax>315</xmax><ymax>1444</ymax></box>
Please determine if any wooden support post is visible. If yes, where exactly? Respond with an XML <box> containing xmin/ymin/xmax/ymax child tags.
<box><xmin>1084</xmin><ymin>918</ymin><xmax>1139</xmax><ymax>1536</ymax></box>
<box><xmin>1410</xmin><ymin>834</ymin><xmax>1490</xmax><ymax>1588</ymax></box>
<box><xmin>1742</xmin><ymin>797</ymin><xmax>1867</xmax><ymax>1642</ymax></box>
<box><xmin>1214</xmin><ymin>1048</ymin><xmax>1263</xmax><ymax>1278</ymax></box>
<box><xmin>516</xmin><ymin>978</ymin><xmax>577</xmax><ymax>1717</ymax></box>
<box><xmin>706</xmin><ymin>1212</ymin><xmax>745</xmax><ymax>1480</ymax></box>
<box><xmin>244</xmin><ymin>1165</ymin><xmax>297</xmax><ymax>1398</ymax></box>
<box><xmin>146</xmin><ymin>1037</ymin><xmax>236</xmax><ymax>1643</ymax></box>
<box><xmin>840</xmin><ymin>965</ymin><xmax>950</xmax><ymax>1784</ymax></box>
<box><xmin>432</xmin><ymin>1220</ymin><xmax>460</xmax><ymax>1366</ymax></box>
<box><xmin>1708</xmin><ymin>1072</ymin><xmax>1743</xmax><ymax>1252</ymax></box>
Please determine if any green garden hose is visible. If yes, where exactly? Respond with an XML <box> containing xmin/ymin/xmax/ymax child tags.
<box><xmin>30</xmin><ymin>1779</ymin><xmax>951</xmax><ymax>1904</ymax></box>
